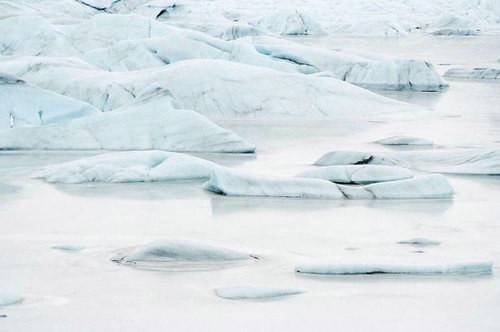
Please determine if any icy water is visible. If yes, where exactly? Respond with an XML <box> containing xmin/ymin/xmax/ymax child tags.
<box><xmin>1</xmin><ymin>37</ymin><xmax>500</xmax><ymax>331</ymax></box>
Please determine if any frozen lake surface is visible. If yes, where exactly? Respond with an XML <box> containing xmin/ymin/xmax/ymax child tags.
<box><xmin>1</xmin><ymin>36</ymin><xmax>500</xmax><ymax>331</ymax></box>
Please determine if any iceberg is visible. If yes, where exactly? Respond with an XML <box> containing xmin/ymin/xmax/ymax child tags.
<box><xmin>295</xmin><ymin>261</ymin><xmax>493</xmax><ymax>275</ymax></box>
<box><xmin>249</xmin><ymin>9</ymin><xmax>326</xmax><ymax>35</ymax></box>
<box><xmin>375</xmin><ymin>136</ymin><xmax>434</xmax><ymax>146</ymax></box>
<box><xmin>398</xmin><ymin>238</ymin><xmax>441</xmax><ymax>246</ymax></box>
<box><xmin>0</xmin><ymin>87</ymin><xmax>255</xmax><ymax>153</ymax></box>
<box><xmin>215</xmin><ymin>285</ymin><xmax>304</xmax><ymax>300</ymax></box>
<box><xmin>51</xmin><ymin>244</ymin><xmax>86</xmax><ymax>251</ymax></box>
<box><xmin>0</xmin><ymin>293</ymin><xmax>23</xmax><ymax>306</ymax></box>
<box><xmin>337</xmin><ymin>175</ymin><xmax>454</xmax><ymax>199</ymax></box>
<box><xmin>444</xmin><ymin>68</ymin><xmax>500</xmax><ymax>79</ymax></box>
<box><xmin>34</xmin><ymin>151</ymin><xmax>217</xmax><ymax>184</ymax></box>
<box><xmin>0</xmin><ymin>72</ymin><xmax>99</xmax><ymax>129</ymax></box>
<box><xmin>110</xmin><ymin>239</ymin><xmax>253</xmax><ymax>264</ymax></box>
<box><xmin>313</xmin><ymin>149</ymin><xmax>500</xmax><ymax>175</ymax></box>
<box><xmin>296</xmin><ymin>165</ymin><xmax>414</xmax><ymax>184</ymax></box>
<box><xmin>203</xmin><ymin>167</ymin><xmax>344</xmax><ymax>199</ymax></box>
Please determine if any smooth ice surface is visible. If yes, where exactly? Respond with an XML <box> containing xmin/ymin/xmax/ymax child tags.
<box><xmin>33</xmin><ymin>151</ymin><xmax>217</xmax><ymax>184</ymax></box>
<box><xmin>0</xmin><ymin>88</ymin><xmax>255</xmax><ymax>153</ymax></box>
<box><xmin>204</xmin><ymin>167</ymin><xmax>344</xmax><ymax>199</ymax></box>
<box><xmin>110</xmin><ymin>239</ymin><xmax>252</xmax><ymax>264</ymax></box>
<box><xmin>215</xmin><ymin>285</ymin><xmax>304</xmax><ymax>299</ymax></box>
<box><xmin>0</xmin><ymin>73</ymin><xmax>99</xmax><ymax>128</ymax></box>
<box><xmin>338</xmin><ymin>174</ymin><xmax>454</xmax><ymax>200</ymax></box>
<box><xmin>398</xmin><ymin>238</ymin><xmax>441</xmax><ymax>246</ymax></box>
<box><xmin>314</xmin><ymin>149</ymin><xmax>500</xmax><ymax>175</ymax></box>
<box><xmin>0</xmin><ymin>293</ymin><xmax>23</xmax><ymax>307</ymax></box>
<box><xmin>295</xmin><ymin>261</ymin><xmax>493</xmax><ymax>275</ymax></box>
<box><xmin>296</xmin><ymin>165</ymin><xmax>414</xmax><ymax>184</ymax></box>
<box><xmin>375</xmin><ymin>136</ymin><xmax>434</xmax><ymax>146</ymax></box>
<box><xmin>444</xmin><ymin>68</ymin><xmax>500</xmax><ymax>79</ymax></box>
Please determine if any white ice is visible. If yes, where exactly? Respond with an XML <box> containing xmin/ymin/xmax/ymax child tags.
<box><xmin>398</xmin><ymin>238</ymin><xmax>441</xmax><ymax>246</ymax></box>
<box><xmin>0</xmin><ymin>293</ymin><xmax>23</xmax><ymax>307</ymax></box>
<box><xmin>295</xmin><ymin>165</ymin><xmax>414</xmax><ymax>184</ymax></box>
<box><xmin>249</xmin><ymin>9</ymin><xmax>327</xmax><ymax>36</ymax></box>
<box><xmin>215</xmin><ymin>285</ymin><xmax>304</xmax><ymax>300</ymax></box>
<box><xmin>444</xmin><ymin>68</ymin><xmax>500</xmax><ymax>79</ymax></box>
<box><xmin>51</xmin><ymin>245</ymin><xmax>86</xmax><ymax>251</ymax></box>
<box><xmin>375</xmin><ymin>136</ymin><xmax>434</xmax><ymax>146</ymax></box>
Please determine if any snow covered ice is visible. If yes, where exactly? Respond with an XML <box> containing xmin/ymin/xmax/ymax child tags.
<box><xmin>215</xmin><ymin>285</ymin><xmax>304</xmax><ymax>300</ymax></box>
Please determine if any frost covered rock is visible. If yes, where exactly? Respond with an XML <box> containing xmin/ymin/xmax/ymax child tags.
<box><xmin>375</xmin><ymin>136</ymin><xmax>434</xmax><ymax>146</ymax></box>
<box><xmin>110</xmin><ymin>239</ymin><xmax>252</xmax><ymax>264</ymax></box>
<box><xmin>249</xmin><ymin>9</ymin><xmax>326</xmax><ymax>35</ymax></box>
<box><xmin>0</xmin><ymin>73</ymin><xmax>99</xmax><ymax>129</ymax></box>
<box><xmin>0</xmin><ymin>293</ymin><xmax>23</xmax><ymax>306</ymax></box>
<box><xmin>337</xmin><ymin>175</ymin><xmax>454</xmax><ymax>199</ymax></box>
<box><xmin>444</xmin><ymin>68</ymin><xmax>500</xmax><ymax>79</ymax></box>
<box><xmin>0</xmin><ymin>57</ymin><xmax>412</xmax><ymax>117</ymax></box>
<box><xmin>398</xmin><ymin>238</ymin><xmax>441</xmax><ymax>246</ymax></box>
<box><xmin>314</xmin><ymin>149</ymin><xmax>500</xmax><ymax>175</ymax></box>
<box><xmin>215</xmin><ymin>286</ymin><xmax>304</xmax><ymax>300</ymax></box>
<box><xmin>0</xmin><ymin>87</ymin><xmax>255</xmax><ymax>153</ymax></box>
<box><xmin>295</xmin><ymin>261</ymin><xmax>493</xmax><ymax>275</ymax></box>
<box><xmin>203</xmin><ymin>167</ymin><xmax>344</xmax><ymax>199</ymax></box>
<box><xmin>34</xmin><ymin>151</ymin><xmax>217</xmax><ymax>184</ymax></box>
<box><xmin>296</xmin><ymin>165</ymin><xmax>414</xmax><ymax>184</ymax></box>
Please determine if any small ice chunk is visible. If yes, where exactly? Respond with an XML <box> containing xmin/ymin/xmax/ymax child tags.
<box><xmin>295</xmin><ymin>261</ymin><xmax>493</xmax><ymax>275</ymax></box>
<box><xmin>215</xmin><ymin>285</ymin><xmax>304</xmax><ymax>300</ymax></box>
<box><xmin>338</xmin><ymin>174</ymin><xmax>454</xmax><ymax>199</ymax></box>
<box><xmin>203</xmin><ymin>167</ymin><xmax>344</xmax><ymax>199</ymax></box>
<box><xmin>0</xmin><ymin>293</ymin><xmax>23</xmax><ymax>306</ymax></box>
<box><xmin>110</xmin><ymin>239</ymin><xmax>252</xmax><ymax>264</ymax></box>
<box><xmin>398</xmin><ymin>238</ymin><xmax>441</xmax><ymax>246</ymax></box>
<box><xmin>51</xmin><ymin>245</ymin><xmax>86</xmax><ymax>251</ymax></box>
<box><xmin>296</xmin><ymin>165</ymin><xmax>413</xmax><ymax>184</ymax></box>
<box><xmin>375</xmin><ymin>136</ymin><xmax>434</xmax><ymax>146</ymax></box>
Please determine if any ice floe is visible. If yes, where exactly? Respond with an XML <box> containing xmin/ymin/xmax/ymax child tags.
<box><xmin>375</xmin><ymin>136</ymin><xmax>434</xmax><ymax>146</ymax></box>
<box><xmin>249</xmin><ymin>9</ymin><xmax>326</xmax><ymax>35</ymax></box>
<box><xmin>34</xmin><ymin>151</ymin><xmax>216</xmax><ymax>184</ymax></box>
<box><xmin>314</xmin><ymin>149</ymin><xmax>500</xmax><ymax>175</ymax></box>
<box><xmin>0</xmin><ymin>73</ymin><xmax>99</xmax><ymax>129</ymax></box>
<box><xmin>398</xmin><ymin>238</ymin><xmax>441</xmax><ymax>246</ymax></box>
<box><xmin>295</xmin><ymin>261</ymin><xmax>493</xmax><ymax>275</ymax></box>
<box><xmin>110</xmin><ymin>239</ymin><xmax>253</xmax><ymax>265</ymax></box>
<box><xmin>215</xmin><ymin>285</ymin><xmax>304</xmax><ymax>300</ymax></box>
<box><xmin>295</xmin><ymin>165</ymin><xmax>414</xmax><ymax>184</ymax></box>
<box><xmin>444</xmin><ymin>68</ymin><xmax>500</xmax><ymax>79</ymax></box>
<box><xmin>203</xmin><ymin>167</ymin><xmax>344</xmax><ymax>199</ymax></box>
<box><xmin>337</xmin><ymin>175</ymin><xmax>454</xmax><ymax>199</ymax></box>
<box><xmin>0</xmin><ymin>293</ymin><xmax>23</xmax><ymax>306</ymax></box>
<box><xmin>0</xmin><ymin>87</ymin><xmax>255</xmax><ymax>153</ymax></box>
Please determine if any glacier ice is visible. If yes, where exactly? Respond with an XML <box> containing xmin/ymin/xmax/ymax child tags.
<box><xmin>0</xmin><ymin>293</ymin><xmax>23</xmax><ymax>307</ymax></box>
<box><xmin>296</xmin><ymin>165</ymin><xmax>414</xmax><ymax>184</ymax></box>
<box><xmin>444</xmin><ymin>68</ymin><xmax>500</xmax><ymax>79</ymax></box>
<box><xmin>34</xmin><ymin>151</ymin><xmax>217</xmax><ymax>184</ymax></box>
<box><xmin>375</xmin><ymin>136</ymin><xmax>434</xmax><ymax>146</ymax></box>
<box><xmin>249</xmin><ymin>9</ymin><xmax>326</xmax><ymax>35</ymax></box>
<box><xmin>51</xmin><ymin>244</ymin><xmax>86</xmax><ymax>251</ymax></box>
<box><xmin>295</xmin><ymin>261</ymin><xmax>493</xmax><ymax>275</ymax></box>
<box><xmin>203</xmin><ymin>167</ymin><xmax>344</xmax><ymax>199</ymax></box>
<box><xmin>0</xmin><ymin>87</ymin><xmax>255</xmax><ymax>153</ymax></box>
<box><xmin>109</xmin><ymin>239</ymin><xmax>253</xmax><ymax>264</ymax></box>
<box><xmin>0</xmin><ymin>72</ymin><xmax>99</xmax><ymax>129</ymax></box>
<box><xmin>337</xmin><ymin>175</ymin><xmax>454</xmax><ymax>200</ymax></box>
<box><xmin>215</xmin><ymin>285</ymin><xmax>304</xmax><ymax>300</ymax></box>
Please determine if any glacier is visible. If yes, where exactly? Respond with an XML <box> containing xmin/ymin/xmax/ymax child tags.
<box><xmin>295</xmin><ymin>165</ymin><xmax>414</xmax><ymax>184</ymax></box>
<box><xmin>444</xmin><ymin>68</ymin><xmax>500</xmax><ymax>79</ymax></box>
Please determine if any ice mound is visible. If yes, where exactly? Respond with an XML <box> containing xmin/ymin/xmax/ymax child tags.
<box><xmin>444</xmin><ymin>68</ymin><xmax>500</xmax><ymax>79</ymax></box>
<box><xmin>295</xmin><ymin>261</ymin><xmax>493</xmax><ymax>275</ymax></box>
<box><xmin>203</xmin><ymin>167</ymin><xmax>344</xmax><ymax>199</ymax></box>
<box><xmin>0</xmin><ymin>57</ymin><xmax>412</xmax><ymax>117</ymax></box>
<box><xmin>337</xmin><ymin>175</ymin><xmax>454</xmax><ymax>200</ymax></box>
<box><xmin>110</xmin><ymin>239</ymin><xmax>253</xmax><ymax>265</ymax></box>
<box><xmin>0</xmin><ymin>87</ymin><xmax>255</xmax><ymax>153</ymax></box>
<box><xmin>398</xmin><ymin>238</ymin><xmax>441</xmax><ymax>246</ymax></box>
<box><xmin>51</xmin><ymin>244</ymin><xmax>86</xmax><ymax>251</ymax></box>
<box><xmin>375</xmin><ymin>136</ymin><xmax>434</xmax><ymax>146</ymax></box>
<box><xmin>296</xmin><ymin>165</ymin><xmax>414</xmax><ymax>184</ymax></box>
<box><xmin>34</xmin><ymin>151</ymin><xmax>216</xmax><ymax>184</ymax></box>
<box><xmin>0</xmin><ymin>293</ymin><xmax>23</xmax><ymax>306</ymax></box>
<box><xmin>313</xmin><ymin>149</ymin><xmax>500</xmax><ymax>175</ymax></box>
<box><xmin>0</xmin><ymin>72</ymin><xmax>99</xmax><ymax>129</ymax></box>
<box><xmin>249</xmin><ymin>9</ymin><xmax>326</xmax><ymax>35</ymax></box>
<box><xmin>215</xmin><ymin>285</ymin><xmax>304</xmax><ymax>300</ymax></box>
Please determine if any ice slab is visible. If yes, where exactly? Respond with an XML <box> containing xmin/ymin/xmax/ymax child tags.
<box><xmin>34</xmin><ymin>151</ymin><xmax>216</xmax><ymax>184</ymax></box>
<box><xmin>296</xmin><ymin>165</ymin><xmax>414</xmax><ymax>184</ymax></box>
<box><xmin>295</xmin><ymin>261</ymin><xmax>493</xmax><ymax>275</ymax></box>
<box><xmin>444</xmin><ymin>68</ymin><xmax>500</xmax><ymax>79</ymax></box>
<box><xmin>215</xmin><ymin>285</ymin><xmax>304</xmax><ymax>300</ymax></box>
